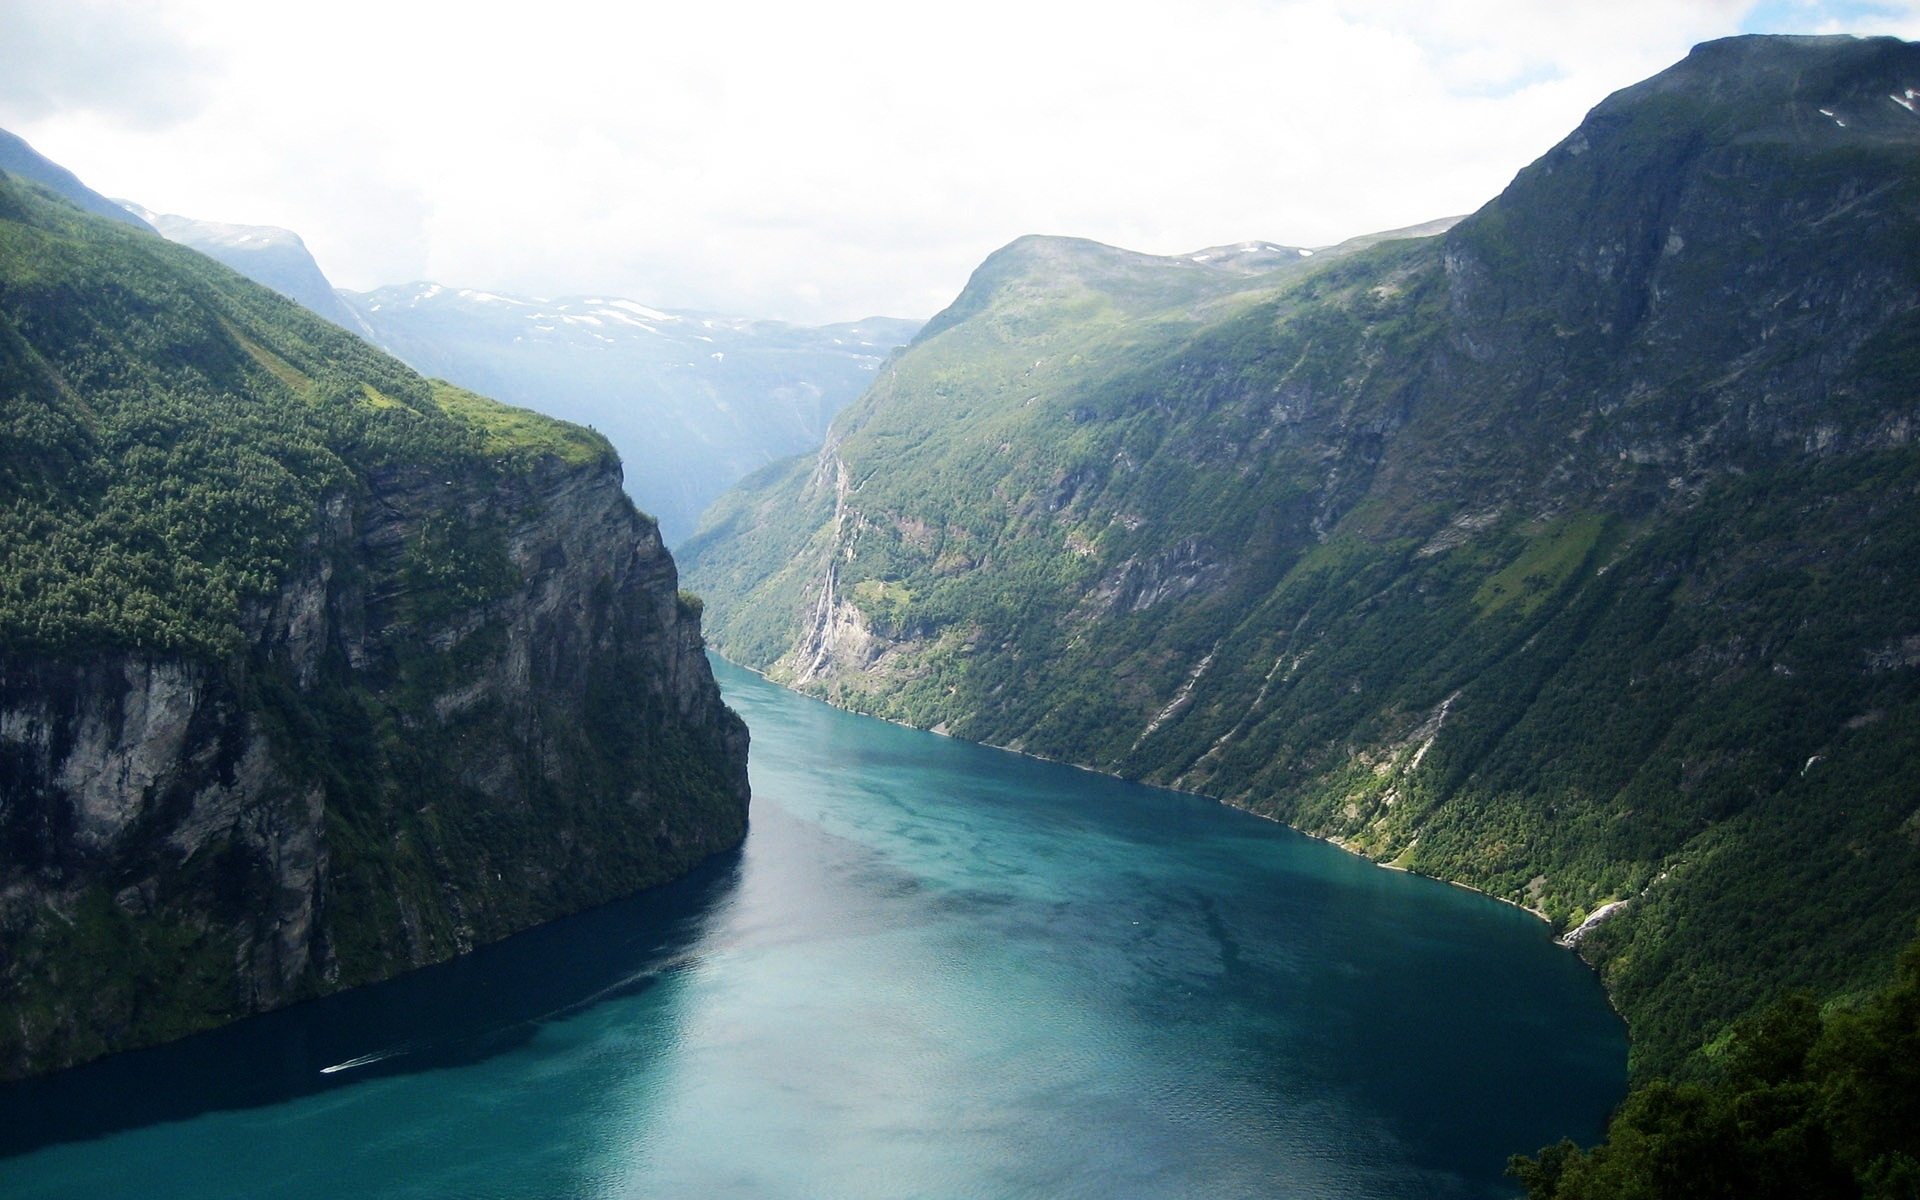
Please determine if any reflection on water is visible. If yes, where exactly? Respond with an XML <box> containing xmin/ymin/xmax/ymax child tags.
<box><xmin>0</xmin><ymin>656</ymin><xmax>1625</xmax><ymax>1199</ymax></box>
<box><xmin>0</xmin><ymin>850</ymin><xmax>744</xmax><ymax>1157</ymax></box>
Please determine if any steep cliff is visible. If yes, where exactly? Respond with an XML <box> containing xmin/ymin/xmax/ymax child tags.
<box><xmin>0</xmin><ymin>168</ymin><xmax>748</xmax><ymax>1078</ymax></box>
<box><xmin>682</xmin><ymin>34</ymin><xmax>1920</xmax><ymax>1075</ymax></box>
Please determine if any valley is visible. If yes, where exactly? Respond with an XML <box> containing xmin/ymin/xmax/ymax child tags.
<box><xmin>1</xmin><ymin>24</ymin><xmax>1918</xmax><ymax>1200</ymax></box>
<box><xmin>682</xmin><ymin>33</ymin><xmax>1920</xmax><ymax>1083</ymax></box>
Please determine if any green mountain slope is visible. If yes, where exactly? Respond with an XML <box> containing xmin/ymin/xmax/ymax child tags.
<box><xmin>0</xmin><ymin>167</ymin><xmax>748</xmax><ymax>1077</ymax></box>
<box><xmin>681</xmin><ymin>33</ymin><xmax>1920</xmax><ymax>1078</ymax></box>
<box><xmin>1514</xmin><ymin>934</ymin><xmax>1920</xmax><ymax>1198</ymax></box>
<box><xmin>119</xmin><ymin>202</ymin><xmax>367</xmax><ymax>331</ymax></box>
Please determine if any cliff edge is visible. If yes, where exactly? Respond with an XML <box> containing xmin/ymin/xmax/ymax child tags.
<box><xmin>0</xmin><ymin>168</ymin><xmax>748</xmax><ymax>1078</ymax></box>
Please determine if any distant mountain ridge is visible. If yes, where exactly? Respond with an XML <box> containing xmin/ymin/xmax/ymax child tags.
<box><xmin>92</xmin><ymin>184</ymin><xmax>924</xmax><ymax>543</ymax></box>
<box><xmin>0</xmin><ymin>129</ymin><xmax>153</xmax><ymax>232</ymax></box>
<box><xmin>337</xmin><ymin>283</ymin><xmax>921</xmax><ymax>542</ymax></box>
<box><xmin>118</xmin><ymin>203</ymin><xmax>365</xmax><ymax>330</ymax></box>
<box><xmin>682</xmin><ymin>33</ymin><xmax>1920</xmax><ymax>1078</ymax></box>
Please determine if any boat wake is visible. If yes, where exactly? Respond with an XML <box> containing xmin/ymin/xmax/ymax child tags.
<box><xmin>319</xmin><ymin>1049</ymin><xmax>405</xmax><ymax>1075</ymax></box>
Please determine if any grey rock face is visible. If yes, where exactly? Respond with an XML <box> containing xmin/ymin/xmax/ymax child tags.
<box><xmin>0</xmin><ymin>453</ymin><xmax>747</xmax><ymax>1079</ymax></box>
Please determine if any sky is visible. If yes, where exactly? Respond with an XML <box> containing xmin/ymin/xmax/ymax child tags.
<box><xmin>3</xmin><ymin>0</ymin><xmax>1918</xmax><ymax>324</ymax></box>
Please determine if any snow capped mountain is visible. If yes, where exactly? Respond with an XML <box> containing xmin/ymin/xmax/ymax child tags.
<box><xmin>119</xmin><ymin>203</ymin><xmax>365</xmax><ymax>331</ymax></box>
<box><xmin>343</xmin><ymin>283</ymin><xmax>921</xmax><ymax>541</ymax></box>
<box><xmin>92</xmin><ymin>182</ymin><xmax>919</xmax><ymax>542</ymax></box>
<box><xmin>1182</xmin><ymin>240</ymin><xmax>1315</xmax><ymax>271</ymax></box>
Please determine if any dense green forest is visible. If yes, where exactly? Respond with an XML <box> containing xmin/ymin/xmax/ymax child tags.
<box><xmin>0</xmin><ymin>168</ymin><xmax>610</xmax><ymax>660</ymax></box>
<box><xmin>683</xmin><ymin>32</ymin><xmax>1920</xmax><ymax>1086</ymax></box>
<box><xmin>1512</xmin><ymin>931</ymin><xmax>1920</xmax><ymax>1199</ymax></box>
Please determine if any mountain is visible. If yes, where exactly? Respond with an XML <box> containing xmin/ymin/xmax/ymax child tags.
<box><xmin>0</xmin><ymin>164</ymin><xmax>749</xmax><ymax>1078</ymax></box>
<box><xmin>342</xmin><ymin>285</ymin><xmax>921</xmax><ymax>543</ymax></box>
<box><xmin>0</xmin><ymin>129</ymin><xmax>154</xmax><ymax>233</ymax></box>
<box><xmin>681</xmin><ymin>33</ymin><xmax>1920</xmax><ymax>1078</ymax></box>
<box><xmin>106</xmin><ymin>190</ymin><xmax>919</xmax><ymax>544</ymax></box>
<box><xmin>119</xmin><ymin>202</ymin><xmax>364</xmax><ymax>330</ymax></box>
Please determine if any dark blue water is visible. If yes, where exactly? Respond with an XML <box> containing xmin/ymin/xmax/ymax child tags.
<box><xmin>0</xmin><ymin>657</ymin><xmax>1624</xmax><ymax>1198</ymax></box>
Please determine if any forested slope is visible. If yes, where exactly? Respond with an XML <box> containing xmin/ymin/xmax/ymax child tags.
<box><xmin>0</xmin><ymin>167</ymin><xmax>749</xmax><ymax>1077</ymax></box>
<box><xmin>682</xmin><ymin>34</ymin><xmax>1920</xmax><ymax>1077</ymax></box>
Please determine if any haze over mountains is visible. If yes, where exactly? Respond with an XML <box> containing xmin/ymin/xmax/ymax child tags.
<box><xmin>4</xmin><ymin>28</ymin><xmax>1920</xmax><ymax>1193</ymax></box>
<box><xmin>106</xmin><ymin>192</ymin><xmax>921</xmax><ymax>543</ymax></box>
<box><xmin>118</xmin><ymin>203</ymin><xmax>365</xmax><ymax>331</ymax></box>
<box><xmin>0</xmin><ymin>128</ymin><xmax>154</xmax><ymax>233</ymax></box>
<box><xmin>337</xmin><ymin>283</ymin><xmax>920</xmax><ymax>542</ymax></box>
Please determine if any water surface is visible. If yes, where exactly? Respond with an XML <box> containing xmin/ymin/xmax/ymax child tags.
<box><xmin>0</xmin><ymin>657</ymin><xmax>1624</xmax><ymax>1197</ymax></box>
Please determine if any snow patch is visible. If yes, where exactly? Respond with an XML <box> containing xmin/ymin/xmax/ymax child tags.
<box><xmin>606</xmin><ymin>299</ymin><xmax>676</xmax><ymax>322</ymax></box>
<box><xmin>1891</xmin><ymin>90</ymin><xmax>1918</xmax><ymax>114</ymax></box>
<box><xmin>592</xmin><ymin>308</ymin><xmax>660</xmax><ymax>331</ymax></box>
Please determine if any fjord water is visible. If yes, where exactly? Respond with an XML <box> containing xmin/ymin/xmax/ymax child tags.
<box><xmin>0</xmin><ymin>658</ymin><xmax>1623</xmax><ymax>1198</ymax></box>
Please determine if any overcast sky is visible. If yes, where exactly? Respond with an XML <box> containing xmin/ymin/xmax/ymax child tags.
<box><xmin>3</xmin><ymin>0</ymin><xmax>1918</xmax><ymax>323</ymax></box>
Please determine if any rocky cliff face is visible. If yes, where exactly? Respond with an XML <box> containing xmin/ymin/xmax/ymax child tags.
<box><xmin>0</xmin><ymin>450</ymin><xmax>747</xmax><ymax>1079</ymax></box>
<box><xmin>0</xmin><ymin>452</ymin><xmax>746</xmax><ymax>1079</ymax></box>
<box><xmin>0</xmin><ymin>167</ymin><xmax>749</xmax><ymax>1080</ymax></box>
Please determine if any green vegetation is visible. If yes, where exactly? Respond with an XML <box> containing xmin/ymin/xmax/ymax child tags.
<box><xmin>1513</xmin><ymin>932</ymin><xmax>1920</xmax><ymax>1199</ymax></box>
<box><xmin>682</xmin><ymin>32</ymin><xmax>1920</xmax><ymax>1092</ymax></box>
<box><xmin>1472</xmin><ymin>513</ymin><xmax>1613</xmax><ymax>618</ymax></box>
<box><xmin>0</xmin><ymin>169</ymin><xmax>747</xmax><ymax>1076</ymax></box>
<box><xmin>0</xmin><ymin>170</ymin><xmax>606</xmax><ymax>660</ymax></box>
<box><xmin>428</xmin><ymin>379</ymin><xmax>612</xmax><ymax>468</ymax></box>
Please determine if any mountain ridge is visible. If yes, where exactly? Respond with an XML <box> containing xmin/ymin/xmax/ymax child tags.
<box><xmin>79</xmin><ymin>173</ymin><xmax>924</xmax><ymax>544</ymax></box>
<box><xmin>682</xmin><ymin>33</ymin><xmax>1920</xmax><ymax>1077</ymax></box>
<box><xmin>0</xmin><ymin>129</ymin><xmax>154</xmax><ymax>233</ymax></box>
<box><xmin>117</xmin><ymin>202</ymin><xmax>366</xmax><ymax>331</ymax></box>
<box><xmin>336</xmin><ymin>282</ymin><xmax>921</xmax><ymax>543</ymax></box>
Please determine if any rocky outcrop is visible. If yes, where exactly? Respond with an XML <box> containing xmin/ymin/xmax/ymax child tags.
<box><xmin>0</xmin><ymin>454</ymin><xmax>748</xmax><ymax>1080</ymax></box>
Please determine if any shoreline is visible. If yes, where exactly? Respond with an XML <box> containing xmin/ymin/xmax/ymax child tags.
<box><xmin>712</xmin><ymin>648</ymin><xmax>1630</xmax><ymax>1031</ymax></box>
<box><xmin>712</xmin><ymin>650</ymin><xmax>1580</xmax><ymax>939</ymax></box>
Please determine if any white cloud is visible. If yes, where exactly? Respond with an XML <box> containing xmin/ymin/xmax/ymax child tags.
<box><xmin>1</xmin><ymin>0</ymin><xmax>1914</xmax><ymax>322</ymax></box>
<box><xmin>0</xmin><ymin>0</ymin><xmax>216</xmax><ymax>126</ymax></box>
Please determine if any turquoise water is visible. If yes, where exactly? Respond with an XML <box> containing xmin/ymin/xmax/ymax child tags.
<box><xmin>0</xmin><ymin>657</ymin><xmax>1624</xmax><ymax>1198</ymax></box>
